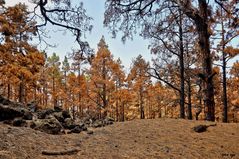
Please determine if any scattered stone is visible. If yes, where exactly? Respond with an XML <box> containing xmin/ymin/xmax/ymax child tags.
<box><xmin>12</xmin><ymin>118</ymin><xmax>27</xmax><ymax>127</ymax></box>
<box><xmin>92</xmin><ymin>120</ymin><xmax>103</xmax><ymax>128</ymax></box>
<box><xmin>193</xmin><ymin>124</ymin><xmax>216</xmax><ymax>133</ymax></box>
<box><xmin>0</xmin><ymin>96</ymin><xmax>23</xmax><ymax>107</ymax></box>
<box><xmin>193</xmin><ymin>125</ymin><xmax>208</xmax><ymax>133</ymax></box>
<box><xmin>53</xmin><ymin>112</ymin><xmax>65</xmax><ymax>123</ymax></box>
<box><xmin>0</xmin><ymin>96</ymin><xmax>11</xmax><ymax>105</ymax></box>
<box><xmin>27</xmin><ymin>101</ymin><xmax>38</xmax><ymax>112</ymax></box>
<box><xmin>30</xmin><ymin>118</ymin><xmax>63</xmax><ymax>135</ymax></box>
<box><xmin>37</xmin><ymin>109</ymin><xmax>54</xmax><ymax>119</ymax></box>
<box><xmin>87</xmin><ymin>130</ymin><xmax>93</xmax><ymax>135</ymax></box>
<box><xmin>104</xmin><ymin>118</ymin><xmax>114</xmax><ymax>125</ymax></box>
<box><xmin>63</xmin><ymin>118</ymin><xmax>76</xmax><ymax>129</ymax></box>
<box><xmin>70</xmin><ymin>122</ymin><xmax>88</xmax><ymax>133</ymax></box>
<box><xmin>62</xmin><ymin>110</ymin><xmax>71</xmax><ymax>119</ymax></box>
<box><xmin>3</xmin><ymin>120</ymin><xmax>12</xmax><ymax>125</ymax></box>
<box><xmin>23</xmin><ymin>111</ymin><xmax>33</xmax><ymax>120</ymax></box>
<box><xmin>70</xmin><ymin>126</ymin><xmax>83</xmax><ymax>133</ymax></box>
<box><xmin>54</xmin><ymin>106</ymin><xmax>63</xmax><ymax>112</ymax></box>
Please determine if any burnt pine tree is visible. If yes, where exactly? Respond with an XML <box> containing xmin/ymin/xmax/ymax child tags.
<box><xmin>213</xmin><ymin>1</ymin><xmax>239</xmax><ymax>122</ymax></box>
<box><xmin>103</xmin><ymin>0</ymin><xmax>238</xmax><ymax>121</ymax></box>
<box><xmin>143</xmin><ymin>7</ymin><xmax>187</xmax><ymax>119</ymax></box>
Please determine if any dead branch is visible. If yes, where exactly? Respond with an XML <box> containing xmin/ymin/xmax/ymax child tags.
<box><xmin>42</xmin><ymin>148</ymin><xmax>79</xmax><ymax>156</ymax></box>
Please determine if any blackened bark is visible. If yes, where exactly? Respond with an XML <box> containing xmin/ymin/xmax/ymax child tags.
<box><xmin>179</xmin><ymin>9</ymin><xmax>185</xmax><ymax>119</ymax></box>
<box><xmin>120</xmin><ymin>102</ymin><xmax>125</xmax><ymax>122</ymax></box>
<box><xmin>139</xmin><ymin>87</ymin><xmax>145</xmax><ymax>119</ymax></box>
<box><xmin>102</xmin><ymin>58</ymin><xmax>107</xmax><ymax>118</ymax></box>
<box><xmin>222</xmin><ymin>51</ymin><xmax>227</xmax><ymax>122</ymax></box>
<box><xmin>178</xmin><ymin>0</ymin><xmax>215</xmax><ymax>121</ymax></box>
<box><xmin>7</xmin><ymin>84</ymin><xmax>11</xmax><ymax>100</ymax></box>
<box><xmin>187</xmin><ymin>79</ymin><xmax>192</xmax><ymax>120</ymax></box>
<box><xmin>196</xmin><ymin>0</ymin><xmax>215</xmax><ymax>121</ymax></box>
<box><xmin>19</xmin><ymin>77</ymin><xmax>24</xmax><ymax>103</ymax></box>
<box><xmin>221</xmin><ymin>13</ymin><xmax>228</xmax><ymax>123</ymax></box>
<box><xmin>53</xmin><ymin>76</ymin><xmax>57</xmax><ymax>109</ymax></box>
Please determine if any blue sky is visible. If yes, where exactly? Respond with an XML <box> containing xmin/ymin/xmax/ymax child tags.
<box><xmin>6</xmin><ymin>0</ymin><xmax>239</xmax><ymax>71</ymax></box>
<box><xmin>6</xmin><ymin>0</ymin><xmax>152</xmax><ymax>70</ymax></box>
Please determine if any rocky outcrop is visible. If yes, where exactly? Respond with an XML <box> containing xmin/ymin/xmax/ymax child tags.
<box><xmin>0</xmin><ymin>104</ymin><xmax>33</xmax><ymax>121</ymax></box>
<box><xmin>0</xmin><ymin>95</ymin><xmax>114</xmax><ymax>135</ymax></box>
<box><xmin>30</xmin><ymin>117</ymin><xmax>63</xmax><ymax>135</ymax></box>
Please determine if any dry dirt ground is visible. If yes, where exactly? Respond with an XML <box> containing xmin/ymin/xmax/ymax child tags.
<box><xmin>0</xmin><ymin>118</ymin><xmax>238</xmax><ymax>159</ymax></box>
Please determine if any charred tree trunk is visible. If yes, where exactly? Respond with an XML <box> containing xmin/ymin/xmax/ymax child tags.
<box><xmin>102</xmin><ymin>58</ymin><xmax>107</xmax><ymax>118</ymax></box>
<box><xmin>187</xmin><ymin>79</ymin><xmax>192</xmax><ymax>120</ymax></box>
<box><xmin>116</xmin><ymin>99</ymin><xmax>119</xmax><ymax>121</ymax></box>
<box><xmin>158</xmin><ymin>101</ymin><xmax>161</xmax><ymax>118</ymax></box>
<box><xmin>222</xmin><ymin>51</ymin><xmax>228</xmax><ymax>123</ymax></box>
<box><xmin>78</xmin><ymin>70</ymin><xmax>82</xmax><ymax>117</ymax></box>
<box><xmin>179</xmin><ymin>9</ymin><xmax>185</xmax><ymax>119</ymax></box>
<box><xmin>139</xmin><ymin>87</ymin><xmax>145</xmax><ymax>119</ymax></box>
<box><xmin>195</xmin><ymin>0</ymin><xmax>215</xmax><ymax>121</ymax></box>
<box><xmin>179</xmin><ymin>0</ymin><xmax>215</xmax><ymax>121</ymax></box>
<box><xmin>53</xmin><ymin>76</ymin><xmax>57</xmax><ymax>109</ymax></box>
<box><xmin>221</xmin><ymin>9</ymin><xmax>228</xmax><ymax>123</ymax></box>
<box><xmin>7</xmin><ymin>83</ymin><xmax>11</xmax><ymax>100</ymax></box>
<box><xmin>120</xmin><ymin>102</ymin><xmax>125</xmax><ymax>122</ymax></box>
<box><xmin>43</xmin><ymin>83</ymin><xmax>48</xmax><ymax>108</ymax></box>
<box><xmin>19</xmin><ymin>76</ymin><xmax>24</xmax><ymax>103</ymax></box>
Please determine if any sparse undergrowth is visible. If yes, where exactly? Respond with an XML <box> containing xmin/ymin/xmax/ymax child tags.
<box><xmin>0</xmin><ymin>118</ymin><xmax>238</xmax><ymax>159</ymax></box>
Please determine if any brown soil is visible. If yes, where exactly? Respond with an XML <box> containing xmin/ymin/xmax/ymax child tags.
<box><xmin>0</xmin><ymin>118</ymin><xmax>238</xmax><ymax>159</ymax></box>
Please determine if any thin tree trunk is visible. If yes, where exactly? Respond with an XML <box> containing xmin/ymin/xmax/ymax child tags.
<box><xmin>158</xmin><ymin>101</ymin><xmax>161</xmax><ymax>118</ymax></box>
<box><xmin>19</xmin><ymin>76</ymin><xmax>24</xmax><ymax>103</ymax></box>
<box><xmin>120</xmin><ymin>102</ymin><xmax>125</xmax><ymax>122</ymax></box>
<box><xmin>116</xmin><ymin>99</ymin><xmax>119</xmax><ymax>121</ymax></box>
<box><xmin>221</xmin><ymin>8</ymin><xmax>228</xmax><ymax>123</ymax></box>
<box><xmin>7</xmin><ymin>83</ymin><xmax>11</xmax><ymax>100</ymax></box>
<box><xmin>179</xmin><ymin>8</ymin><xmax>185</xmax><ymax>119</ymax></box>
<box><xmin>53</xmin><ymin>76</ymin><xmax>57</xmax><ymax>109</ymax></box>
<box><xmin>34</xmin><ymin>85</ymin><xmax>37</xmax><ymax>101</ymax></box>
<box><xmin>187</xmin><ymin>79</ymin><xmax>192</xmax><ymax>120</ymax></box>
<box><xmin>43</xmin><ymin>84</ymin><xmax>48</xmax><ymax>108</ymax></box>
<box><xmin>139</xmin><ymin>87</ymin><xmax>145</xmax><ymax>119</ymax></box>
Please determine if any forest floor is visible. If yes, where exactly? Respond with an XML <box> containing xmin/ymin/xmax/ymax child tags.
<box><xmin>0</xmin><ymin>118</ymin><xmax>238</xmax><ymax>159</ymax></box>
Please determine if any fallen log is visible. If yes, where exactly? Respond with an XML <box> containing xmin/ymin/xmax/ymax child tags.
<box><xmin>42</xmin><ymin>148</ymin><xmax>79</xmax><ymax>155</ymax></box>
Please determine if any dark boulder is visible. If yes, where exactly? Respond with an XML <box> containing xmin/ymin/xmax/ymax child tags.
<box><xmin>37</xmin><ymin>108</ymin><xmax>54</xmax><ymax>119</ymax></box>
<box><xmin>63</xmin><ymin>118</ymin><xmax>76</xmax><ymax>129</ymax></box>
<box><xmin>0</xmin><ymin>104</ymin><xmax>32</xmax><ymax>121</ymax></box>
<box><xmin>30</xmin><ymin>117</ymin><xmax>63</xmax><ymax>134</ymax></box>
<box><xmin>54</xmin><ymin>105</ymin><xmax>63</xmax><ymax>112</ymax></box>
<box><xmin>87</xmin><ymin>130</ymin><xmax>94</xmax><ymax>135</ymax></box>
<box><xmin>193</xmin><ymin>125</ymin><xmax>208</xmax><ymax>133</ymax></box>
<box><xmin>104</xmin><ymin>117</ymin><xmax>114</xmax><ymax>125</ymax></box>
<box><xmin>0</xmin><ymin>96</ymin><xmax>11</xmax><ymax>105</ymax></box>
<box><xmin>27</xmin><ymin>101</ymin><xmax>38</xmax><ymax>112</ymax></box>
<box><xmin>92</xmin><ymin>120</ymin><xmax>104</xmax><ymax>128</ymax></box>
<box><xmin>12</xmin><ymin>118</ymin><xmax>27</xmax><ymax>127</ymax></box>
<box><xmin>0</xmin><ymin>96</ymin><xmax>23</xmax><ymax>107</ymax></box>
<box><xmin>70</xmin><ymin>123</ymin><xmax>87</xmax><ymax>133</ymax></box>
<box><xmin>23</xmin><ymin>111</ymin><xmax>33</xmax><ymax>120</ymax></box>
<box><xmin>62</xmin><ymin>110</ymin><xmax>71</xmax><ymax>119</ymax></box>
<box><xmin>53</xmin><ymin>112</ymin><xmax>65</xmax><ymax>123</ymax></box>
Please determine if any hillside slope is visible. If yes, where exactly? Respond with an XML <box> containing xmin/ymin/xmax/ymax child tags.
<box><xmin>0</xmin><ymin>118</ymin><xmax>238</xmax><ymax>159</ymax></box>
